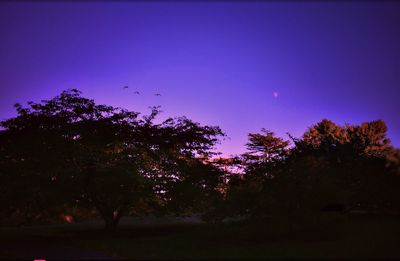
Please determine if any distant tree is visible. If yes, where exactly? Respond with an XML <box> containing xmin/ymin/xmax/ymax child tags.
<box><xmin>286</xmin><ymin>119</ymin><xmax>399</xmax><ymax>214</ymax></box>
<box><xmin>219</xmin><ymin>130</ymin><xmax>290</xmax><ymax>220</ymax></box>
<box><xmin>346</xmin><ymin>120</ymin><xmax>392</xmax><ymax>157</ymax></box>
<box><xmin>295</xmin><ymin>119</ymin><xmax>391</xmax><ymax>161</ymax></box>
<box><xmin>243</xmin><ymin>129</ymin><xmax>290</xmax><ymax>177</ymax></box>
<box><xmin>222</xmin><ymin>119</ymin><xmax>400</xmax><ymax>222</ymax></box>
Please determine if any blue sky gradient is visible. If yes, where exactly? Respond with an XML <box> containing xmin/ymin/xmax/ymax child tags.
<box><xmin>1</xmin><ymin>2</ymin><xmax>399</xmax><ymax>156</ymax></box>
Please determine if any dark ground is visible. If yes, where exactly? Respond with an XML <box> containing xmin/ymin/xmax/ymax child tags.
<box><xmin>1</xmin><ymin>214</ymin><xmax>400</xmax><ymax>260</ymax></box>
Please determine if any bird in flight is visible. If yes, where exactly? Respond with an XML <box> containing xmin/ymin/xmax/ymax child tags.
<box><xmin>133</xmin><ymin>91</ymin><xmax>140</xmax><ymax>95</ymax></box>
<box><xmin>155</xmin><ymin>93</ymin><xmax>161</xmax><ymax>96</ymax></box>
<box><xmin>123</xmin><ymin>86</ymin><xmax>129</xmax><ymax>89</ymax></box>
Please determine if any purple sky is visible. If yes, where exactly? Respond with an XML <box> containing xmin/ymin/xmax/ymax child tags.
<box><xmin>1</xmin><ymin>2</ymin><xmax>399</xmax><ymax>156</ymax></box>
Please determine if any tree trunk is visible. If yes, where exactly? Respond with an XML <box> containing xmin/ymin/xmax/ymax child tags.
<box><xmin>102</xmin><ymin>209</ymin><xmax>122</xmax><ymax>231</ymax></box>
<box><xmin>104</xmin><ymin>218</ymin><xmax>119</xmax><ymax>231</ymax></box>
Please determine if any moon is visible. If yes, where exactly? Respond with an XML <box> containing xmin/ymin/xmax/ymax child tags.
<box><xmin>273</xmin><ymin>91</ymin><xmax>278</xmax><ymax>98</ymax></box>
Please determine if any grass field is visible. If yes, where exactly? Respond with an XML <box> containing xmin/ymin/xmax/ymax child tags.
<box><xmin>1</xmin><ymin>214</ymin><xmax>400</xmax><ymax>260</ymax></box>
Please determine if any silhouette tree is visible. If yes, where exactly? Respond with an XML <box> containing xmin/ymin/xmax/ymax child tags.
<box><xmin>243</xmin><ymin>129</ymin><xmax>290</xmax><ymax>177</ymax></box>
<box><xmin>221</xmin><ymin>119</ymin><xmax>400</xmax><ymax>222</ymax></box>
<box><xmin>283</xmin><ymin>119</ymin><xmax>399</xmax><ymax>215</ymax></box>
<box><xmin>0</xmin><ymin>89</ymin><xmax>224</xmax><ymax>229</ymax></box>
<box><xmin>219</xmin><ymin>130</ymin><xmax>290</xmax><ymax>220</ymax></box>
<box><xmin>135</xmin><ymin>116</ymin><xmax>225</xmax><ymax>218</ymax></box>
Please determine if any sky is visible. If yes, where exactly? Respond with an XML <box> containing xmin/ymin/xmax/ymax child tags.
<box><xmin>0</xmin><ymin>1</ymin><xmax>399</xmax><ymax>156</ymax></box>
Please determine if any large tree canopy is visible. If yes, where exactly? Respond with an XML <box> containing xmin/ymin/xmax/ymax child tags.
<box><xmin>0</xmin><ymin>89</ymin><xmax>224</xmax><ymax>229</ymax></box>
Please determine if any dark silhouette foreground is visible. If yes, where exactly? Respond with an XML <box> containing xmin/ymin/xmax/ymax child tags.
<box><xmin>0</xmin><ymin>89</ymin><xmax>399</xmax><ymax>237</ymax></box>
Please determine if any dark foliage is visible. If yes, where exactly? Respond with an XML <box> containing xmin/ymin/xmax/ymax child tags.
<box><xmin>0</xmin><ymin>89</ymin><xmax>224</xmax><ymax>229</ymax></box>
<box><xmin>1</xmin><ymin>90</ymin><xmax>399</xmax><ymax>228</ymax></box>
<box><xmin>220</xmin><ymin>119</ymin><xmax>400</xmax><ymax>221</ymax></box>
